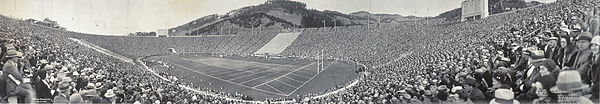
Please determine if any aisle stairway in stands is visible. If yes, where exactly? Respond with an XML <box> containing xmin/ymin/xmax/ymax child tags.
<box><xmin>254</xmin><ymin>32</ymin><xmax>302</xmax><ymax>54</ymax></box>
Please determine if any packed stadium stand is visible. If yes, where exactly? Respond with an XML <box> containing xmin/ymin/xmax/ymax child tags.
<box><xmin>0</xmin><ymin>0</ymin><xmax>599</xmax><ymax>103</ymax></box>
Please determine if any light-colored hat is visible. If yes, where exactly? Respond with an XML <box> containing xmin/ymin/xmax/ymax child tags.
<box><xmin>438</xmin><ymin>85</ymin><xmax>448</xmax><ymax>91</ymax></box>
<box><xmin>499</xmin><ymin>57</ymin><xmax>511</xmax><ymax>62</ymax></box>
<box><xmin>529</xmin><ymin>50</ymin><xmax>545</xmax><ymax>63</ymax></box>
<box><xmin>104</xmin><ymin>89</ymin><xmax>116</xmax><ymax>98</ymax></box>
<box><xmin>72</xmin><ymin>71</ymin><xmax>80</xmax><ymax>76</ymax></box>
<box><xmin>44</xmin><ymin>65</ymin><xmax>54</xmax><ymax>70</ymax></box>
<box><xmin>95</xmin><ymin>82</ymin><xmax>103</xmax><ymax>89</ymax></box>
<box><xmin>5</xmin><ymin>50</ymin><xmax>22</xmax><ymax>58</ymax></box>
<box><xmin>490</xmin><ymin>88</ymin><xmax>518</xmax><ymax>104</ymax></box>
<box><xmin>591</xmin><ymin>36</ymin><xmax>600</xmax><ymax>45</ymax></box>
<box><xmin>85</xmin><ymin>83</ymin><xmax>95</xmax><ymax>89</ymax></box>
<box><xmin>451</xmin><ymin>86</ymin><xmax>463</xmax><ymax>93</ymax></box>
<box><xmin>5</xmin><ymin>44</ymin><xmax>15</xmax><ymax>50</ymax></box>
<box><xmin>494</xmin><ymin>89</ymin><xmax>514</xmax><ymax>100</ymax></box>
<box><xmin>550</xmin><ymin>70</ymin><xmax>590</xmax><ymax>93</ymax></box>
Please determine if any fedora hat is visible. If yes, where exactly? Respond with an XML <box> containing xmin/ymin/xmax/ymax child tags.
<box><xmin>550</xmin><ymin>70</ymin><xmax>590</xmax><ymax>93</ymax></box>
<box><xmin>4</xmin><ymin>44</ymin><xmax>15</xmax><ymax>50</ymax></box>
<box><xmin>57</xmin><ymin>82</ymin><xmax>71</xmax><ymax>93</ymax></box>
<box><xmin>5</xmin><ymin>50</ymin><xmax>22</xmax><ymax>58</ymax></box>
<box><xmin>104</xmin><ymin>89</ymin><xmax>116</xmax><ymax>98</ymax></box>
<box><xmin>529</xmin><ymin>50</ymin><xmax>545</xmax><ymax>63</ymax></box>
<box><xmin>491</xmin><ymin>88</ymin><xmax>516</xmax><ymax>104</ymax></box>
<box><xmin>591</xmin><ymin>36</ymin><xmax>600</xmax><ymax>45</ymax></box>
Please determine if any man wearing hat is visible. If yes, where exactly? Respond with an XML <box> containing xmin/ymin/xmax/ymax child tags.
<box><xmin>544</xmin><ymin>37</ymin><xmax>560</xmax><ymax>59</ymax></box>
<box><xmin>35</xmin><ymin>68</ymin><xmax>52</xmax><ymax>101</ymax></box>
<box><xmin>103</xmin><ymin>89</ymin><xmax>118</xmax><ymax>103</ymax></box>
<box><xmin>565</xmin><ymin>32</ymin><xmax>593</xmax><ymax>69</ymax></box>
<box><xmin>2</xmin><ymin>50</ymin><xmax>35</xmax><ymax>103</ymax></box>
<box><xmin>490</xmin><ymin>88</ymin><xmax>521</xmax><ymax>104</ymax></box>
<box><xmin>516</xmin><ymin>50</ymin><xmax>548</xmax><ymax>92</ymax></box>
<box><xmin>0</xmin><ymin>43</ymin><xmax>14</xmax><ymax>64</ymax></box>
<box><xmin>493</xmin><ymin>67</ymin><xmax>515</xmax><ymax>87</ymax></box>
<box><xmin>551</xmin><ymin>70</ymin><xmax>593</xmax><ymax>104</ymax></box>
<box><xmin>35</xmin><ymin>69</ymin><xmax>52</xmax><ymax>99</ymax></box>
<box><xmin>460</xmin><ymin>77</ymin><xmax>486</xmax><ymax>103</ymax></box>
<box><xmin>588</xmin><ymin>36</ymin><xmax>600</xmax><ymax>100</ymax></box>
<box><xmin>53</xmin><ymin>82</ymin><xmax>71</xmax><ymax>103</ymax></box>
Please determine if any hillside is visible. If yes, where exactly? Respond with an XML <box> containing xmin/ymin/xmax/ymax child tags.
<box><xmin>349</xmin><ymin>11</ymin><xmax>423</xmax><ymax>24</ymax></box>
<box><xmin>167</xmin><ymin>0</ymin><xmax>423</xmax><ymax>36</ymax></box>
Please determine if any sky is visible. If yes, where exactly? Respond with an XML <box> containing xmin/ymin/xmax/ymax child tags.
<box><xmin>0</xmin><ymin>0</ymin><xmax>556</xmax><ymax>35</ymax></box>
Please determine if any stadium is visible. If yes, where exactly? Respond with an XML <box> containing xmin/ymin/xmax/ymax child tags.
<box><xmin>0</xmin><ymin>0</ymin><xmax>600</xmax><ymax>103</ymax></box>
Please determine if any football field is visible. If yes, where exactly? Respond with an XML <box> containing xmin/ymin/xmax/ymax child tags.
<box><xmin>146</xmin><ymin>55</ymin><xmax>357</xmax><ymax>99</ymax></box>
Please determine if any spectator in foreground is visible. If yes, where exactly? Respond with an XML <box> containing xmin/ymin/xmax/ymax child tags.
<box><xmin>2</xmin><ymin>50</ymin><xmax>36</xmax><ymax>103</ymax></box>
<box><xmin>550</xmin><ymin>70</ymin><xmax>593</xmax><ymax>104</ymax></box>
<box><xmin>490</xmin><ymin>88</ymin><xmax>520</xmax><ymax>104</ymax></box>
<box><xmin>589</xmin><ymin>36</ymin><xmax>600</xmax><ymax>100</ymax></box>
<box><xmin>461</xmin><ymin>77</ymin><xmax>486</xmax><ymax>103</ymax></box>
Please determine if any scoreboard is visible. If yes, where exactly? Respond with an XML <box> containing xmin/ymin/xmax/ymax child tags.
<box><xmin>461</xmin><ymin>0</ymin><xmax>489</xmax><ymax>22</ymax></box>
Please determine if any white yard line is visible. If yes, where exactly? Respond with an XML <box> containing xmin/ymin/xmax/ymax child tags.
<box><xmin>266</xmin><ymin>84</ymin><xmax>286</xmax><ymax>94</ymax></box>
<box><xmin>229</xmin><ymin>65</ymin><xmax>293</xmax><ymax>81</ymax></box>
<box><xmin>283</xmin><ymin>76</ymin><xmax>305</xmax><ymax>83</ymax></box>
<box><xmin>275</xmin><ymin>80</ymin><xmax>299</xmax><ymax>88</ymax></box>
<box><xmin>290</xmin><ymin>72</ymin><xmax>312</xmax><ymax>78</ymax></box>
<box><xmin>286</xmin><ymin>62</ymin><xmax>334</xmax><ymax>96</ymax></box>
<box><xmin>252</xmin><ymin>62</ymin><xmax>315</xmax><ymax>88</ymax></box>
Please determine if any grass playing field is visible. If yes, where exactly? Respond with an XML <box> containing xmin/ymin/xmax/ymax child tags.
<box><xmin>145</xmin><ymin>55</ymin><xmax>357</xmax><ymax>99</ymax></box>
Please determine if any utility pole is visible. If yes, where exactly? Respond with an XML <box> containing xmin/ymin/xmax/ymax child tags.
<box><xmin>323</xmin><ymin>20</ymin><xmax>326</xmax><ymax>27</ymax></box>
<box><xmin>333</xmin><ymin>19</ymin><xmax>336</xmax><ymax>27</ymax></box>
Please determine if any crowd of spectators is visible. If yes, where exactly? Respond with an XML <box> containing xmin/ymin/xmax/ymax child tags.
<box><xmin>1</xmin><ymin>0</ymin><xmax>599</xmax><ymax>103</ymax></box>
<box><xmin>296</xmin><ymin>0</ymin><xmax>600</xmax><ymax>103</ymax></box>
<box><xmin>0</xmin><ymin>15</ymin><xmax>255</xmax><ymax>103</ymax></box>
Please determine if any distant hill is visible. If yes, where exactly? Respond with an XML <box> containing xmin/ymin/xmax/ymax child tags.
<box><xmin>167</xmin><ymin>0</ymin><xmax>423</xmax><ymax>36</ymax></box>
<box><xmin>349</xmin><ymin>11</ymin><xmax>423</xmax><ymax>24</ymax></box>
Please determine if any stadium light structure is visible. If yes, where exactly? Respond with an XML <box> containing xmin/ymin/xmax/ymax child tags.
<box><xmin>333</xmin><ymin>19</ymin><xmax>336</xmax><ymax>27</ymax></box>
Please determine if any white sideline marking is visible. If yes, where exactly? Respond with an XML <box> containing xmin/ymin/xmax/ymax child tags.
<box><xmin>170</xmin><ymin>63</ymin><xmax>288</xmax><ymax>96</ymax></box>
<box><xmin>266</xmin><ymin>84</ymin><xmax>285</xmax><ymax>94</ymax></box>
<box><xmin>286</xmin><ymin>62</ymin><xmax>334</xmax><ymax>96</ymax></box>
